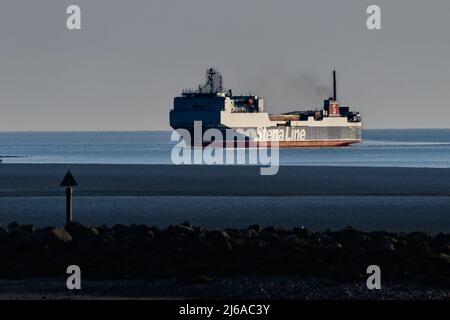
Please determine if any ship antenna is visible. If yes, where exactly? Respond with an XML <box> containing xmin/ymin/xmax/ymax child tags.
<box><xmin>206</xmin><ymin>68</ymin><xmax>217</xmax><ymax>93</ymax></box>
<box><xmin>201</xmin><ymin>67</ymin><xmax>223</xmax><ymax>94</ymax></box>
<box><xmin>218</xmin><ymin>73</ymin><xmax>223</xmax><ymax>92</ymax></box>
<box><xmin>208</xmin><ymin>68</ymin><xmax>214</xmax><ymax>93</ymax></box>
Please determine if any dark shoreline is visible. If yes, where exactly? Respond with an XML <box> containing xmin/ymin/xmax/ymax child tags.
<box><xmin>1</xmin><ymin>276</ymin><xmax>449</xmax><ymax>300</ymax></box>
<box><xmin>1</xmin><ymin>222</ymin><xmax>449</xmax><ymax>297</ymax></box>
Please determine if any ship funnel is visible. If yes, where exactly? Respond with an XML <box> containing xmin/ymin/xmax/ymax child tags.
<box><xmin>333</xmin><ymin>70</ymin><xmax>337</xmax><ymax>101</ymax></box>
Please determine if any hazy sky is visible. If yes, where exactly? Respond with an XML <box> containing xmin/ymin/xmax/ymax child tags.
<box><xmin>1</xmin><ymin>0</ymin><xmax>449</xmax><ymax>130</ymax></box>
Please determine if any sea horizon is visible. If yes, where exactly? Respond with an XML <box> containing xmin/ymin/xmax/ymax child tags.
<box><xmin>1</xmin><ymin>129</ymin><xmax>450</xmax><ymax>168</ymax></box>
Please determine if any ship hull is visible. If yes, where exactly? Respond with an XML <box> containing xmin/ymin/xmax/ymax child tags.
<box><xmin>179</xmin><ymin>125</ymin><xmax>362</xmax><ymax>148</ymax></box>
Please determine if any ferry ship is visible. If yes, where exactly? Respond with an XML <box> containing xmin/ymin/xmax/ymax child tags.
<box><xmin>170</xmin><ymin>68</ymin><xmax>362</xmax><ymax>147</ymax></box>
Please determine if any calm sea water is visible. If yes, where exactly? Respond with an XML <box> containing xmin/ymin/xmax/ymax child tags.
<box><xmin>1</xmin><ymin>129</ymin><xmax>450</xmax><ymax>167</ymax></box>
<box><xmin>0</xmin><ymin>130</ymin><xmax>449</xmax><ymax>231</ymax></box>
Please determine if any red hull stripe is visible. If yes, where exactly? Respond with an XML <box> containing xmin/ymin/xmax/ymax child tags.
<box><xmin>196</xmin><ymin>140</ymin><xmax>361</xmax><ymax>148</ymax></box>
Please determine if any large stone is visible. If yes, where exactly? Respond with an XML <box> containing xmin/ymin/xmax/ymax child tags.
<box><xmin>213</xmin><ymin>239</ymin><xmax>233</xmax><ymax>253</ymax></box>
<box><xmin>313</xmin><ymin>233</ymin><xmax>335</xmax><ymax>245</ymax></box>
<box><xmin>20</xmin><ymin>224</ymin><xmax>35</xmax><ymax>233</ymax></box>
<box><xmin>293</xmin><ymin>226</ymin><xmax>312</xmax><ymax>238</ymax></box>
<box><xmin>262</xmin><ymin>226</ymin><xmax>278</xmax><ymax>234</ymax></box>
<box><xmin>224</xmin><ymin>228</ymin><xmax>242</xmax><ymax>238</ymax></box>
<box><xmin>247</xmin><ymin>224</ymin><xmax>261</xmax><ymax>232</ymax></box>
<box><xmin>407</xmin><ymin>241</ymin><xmax>432</xmax><ymax>256</ymax></box>
<box><xmin>206</xmin><ymin>230</ymin><xmax>231</xmax><ymax>242</ymax></box>
<box><xmin>7</xmin><ymin>222</ymin><xmax>20</xmax><ymax>233</ymax></box>
<box><xmin>36</xmin><ymin>227</ymin><xmax>73</xmax><ymax>243</ymax></box>
<box><xmin>0</xmin><ymin>226</ymin><xmax>8</xmax><ymax>239</ymax></box>
<box><xmin>167</xmin><ymin>232</ymin><xmax>188</xmax><ymax>245</ymax></box>
<box><xmin>429</xmin><ymin>253</ymin><xmax>450</xmax><ymax>274</ymax></box>
<box><xmin>324</xmin><ymin>242</ymin><xmax>343</xmax><ymax>254</ymax></box>
<box><xmin>9</xmin><ymin>229</ymin><xmax>31</xmax><ymax>242</ymax></box>
<box><xmin>112</xmin><ymin>224</ymin><xmax>127</xmax><ymax>231</ymax></box>
<box><xmin>113</xmin><ymin>225</ymin><xmax>153</xmax><ymax>240</ymax></box>
<box><xmin>164</xmin><ymin>224</ymin><xmax>196</xmax><ymax>238</ymax></box>
<box><xmin>419</xmin><ymin>254</ymin><xmax>450</xmax><ymax>288</ymax></box>
<box><xmin>243</xmin><ymin>229</ymin><xmax>259</xmax><ymax>239</ymax></box>
<box><xmin>407</xmin><ymin>231</ymin><xmax>433</xmax><ymax>244</ymax></box>
<box><xmin>336</xmin><ymin>227</ymin><xmax>368</xmax><ymax>244</ymax></box>
<box><xmin>229</xmin><ymin>237</ymin><xmax>245</xmax><ymax>249</ymax></box>
<box><xmin>176</xmin><ymin>274</ymin><xmax>213</xmax><ymax>286</ymax></box>
<box><xmin>282</xmin><ymin>234</ymin><xmax>299</xmax><ymax>242</ymax></box>
<box><xmin>435</xmin><ymin>232</ymin><xmax>450</xmax><ymax>250</ymax></box>
<box><xmin>436</xmin><ymin>232</ymin><xmax>449</xmax><ymax>244</ymax></box>
<box><xmin>180</xmin><ymin>221</ymin><xmax>193</xmax><ymax>229</ymax></box>
<box><xmin>260</xmin><ymin>231</ymin><xmax>280</xmax><ymax>242</ymax></box>
<box><xmin>441</xmin><ymin>244</ymin><xmax>450</xmax><ymax>254</ymax></box>
<box><xmin>343</xmin><ymin>244</ymin><xmax>366</xmax><ymax>255</ymax></box>
<box><xmin>65</xmin><ymin>222</ymin><xmax>99</xmax><ymax>241</ymax></box>
<box><xmin>377</xmin><ymin>239</ymin><xmax>396</xmax><ymax>253</ymax></box>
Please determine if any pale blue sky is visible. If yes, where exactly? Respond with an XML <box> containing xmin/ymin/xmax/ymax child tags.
<box><xmin>1</xmin><ymin>0</ymin><xmax>449</xmax><ymax>130</ymax></box>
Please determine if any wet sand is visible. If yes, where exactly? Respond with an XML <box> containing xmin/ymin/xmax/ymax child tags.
<box><xmin>1</xmin><ymin>164</ymin><xmax>450</xmax><ymax>197</ymax></box>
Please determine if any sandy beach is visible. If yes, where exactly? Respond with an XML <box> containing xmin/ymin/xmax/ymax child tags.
<box><xmin>1</xmin><ymin>164</ymin><xmax>450</xmax><ymax>197</ymax></box>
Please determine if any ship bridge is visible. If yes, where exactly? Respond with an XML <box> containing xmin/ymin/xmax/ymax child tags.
<box><xmin>170</xmin><ymin>68</ymin><xmax>265</xmax><ymax>130</ymax></box>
